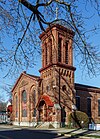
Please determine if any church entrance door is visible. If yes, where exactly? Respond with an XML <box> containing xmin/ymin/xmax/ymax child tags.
<box><xmin>38</xmin><ymin>100</ymin><xmax>47</xmax><ymax>122</ymax></box>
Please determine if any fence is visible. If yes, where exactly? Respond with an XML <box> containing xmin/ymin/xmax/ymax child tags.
<box><xmin>0</xmin><ymin>111</ymin><xmax>8</xmax><ymax>123</ymax></box>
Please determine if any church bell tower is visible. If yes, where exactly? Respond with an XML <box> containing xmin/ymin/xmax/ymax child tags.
<box><xmin>39</xmin><ymin>23</ymin><xmax>76</xmax><ymax>126</ymax></box>
<box><xmin>39</xmin><ymin>23</ymin><xmax>75</xmax><ymax>68</ymax></box>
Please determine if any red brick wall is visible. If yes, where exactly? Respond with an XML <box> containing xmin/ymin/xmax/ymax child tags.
<box><xmin>75</xmin><ymin>84</ymin><xmax>100</xmax><ymax>123</ymax></box>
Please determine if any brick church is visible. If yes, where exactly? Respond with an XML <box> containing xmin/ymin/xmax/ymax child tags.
<box><xmin>12</xmin><ymin>23</ymin><xmax>100</xmax><ymax>128</ymax></box>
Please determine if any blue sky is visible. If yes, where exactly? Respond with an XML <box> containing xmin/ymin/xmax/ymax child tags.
<box><xmin>0</xmin><ymin>1</ymin><xmax>100</xmax><ymax>101</ymax></box>
<box><xmin>26</xmin><ymin>1</ymin><xmax>100</xmax><ymax>88</ymax></box>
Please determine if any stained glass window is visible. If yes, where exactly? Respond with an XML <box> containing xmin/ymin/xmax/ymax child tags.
<box><xmin>33</xmin><ymin>90</ymin><xmax>36</xmax><ymax>107</ymax></box>
<box><xmin>22</xmin><ymin>90</ymin><xmax>27</xmax><ymax>103</ymax></box>
<box><xmin>16</xmin><ymin>96</ymin><xmax>18</xmax><ymax>117</ymax></box>
<box><xmin>22</xmin><ymin>109</ymin><xmax>27</xmax><ymax>117</ymax></box>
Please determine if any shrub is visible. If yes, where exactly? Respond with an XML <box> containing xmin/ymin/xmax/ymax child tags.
<box><xmin>68</xmin><ymin>111</ymin><xmax>89</xmax><ymax>128</ymax></box>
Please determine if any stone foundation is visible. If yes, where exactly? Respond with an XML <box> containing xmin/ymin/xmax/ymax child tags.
<box><xmin>13</xmin><ymin>121</ymin><xmax>37</xmax><ymax>127</ymax></box>
<box><xmin>13</xmin><ymin>121</ymin><xmax>61</xmax><ymax>128</ymax></box>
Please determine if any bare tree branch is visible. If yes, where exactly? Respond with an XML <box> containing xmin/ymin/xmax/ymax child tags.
<box><xmin>0</xmin><ymin>0</ymin><xmax>100</xmax><ymax>79</ymax></box>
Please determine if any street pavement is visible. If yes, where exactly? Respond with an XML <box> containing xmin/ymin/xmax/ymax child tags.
<box><xmin>47</xmin><ymin>128</ymin><xmax>100</xmax><ymax>138</ymax></box>
<box><xmin>0</xmin><ymin>124</ymin><xmax>100</xmax><ymax>138</ymax></box>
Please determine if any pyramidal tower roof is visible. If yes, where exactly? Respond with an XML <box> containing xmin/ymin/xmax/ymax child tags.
<box><xmin>52</xmin><ymin>19</ymin><xmax>74</xmax><ymax>32</ymax></box>
<box><xmin>39</xmin><ymin>21</ymin><xmax>75</xmax><ymax>39</ymax></box>
<box><xmin>51</xmin><ymin>7</ymin><xmax>74</xmax><ymax>32</ymax></box>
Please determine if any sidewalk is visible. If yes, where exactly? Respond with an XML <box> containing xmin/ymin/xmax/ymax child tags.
<box><xmin>0</xmin><ymin>124</ymin><xmax>100</xmax><ymax>138</ymax></box>
<box><xmin>52</xmin><ymin>128</ymin><xmax>100</xmax><ymax>138</ymax></box>
<box><xmin>27</xmin><ymin>126</ymin><xmax>100</xmax><ymax>138</ymax></box>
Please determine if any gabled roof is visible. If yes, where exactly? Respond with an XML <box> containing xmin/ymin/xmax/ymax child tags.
<box><xmin>11</xmin><ymin>71</ymin><xmax>40</xmax><ymax>92</ymax></box>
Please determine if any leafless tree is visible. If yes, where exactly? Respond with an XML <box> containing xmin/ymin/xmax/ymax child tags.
<box><xmin>0</xmin><ymin>0</ymin><xmax>100</xmax><ymax>78</ymax></box>
<box><xmin>0</xmin><ymin>101</ymin><xmax>7</xmax><ymax>112</ymax></box>
<box><xmin>0</xmin><ymin>81</ymin><xmax>12</xmax><ymax>101</ymax></box>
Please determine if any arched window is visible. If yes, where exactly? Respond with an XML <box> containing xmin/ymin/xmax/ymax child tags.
<box><xmin>58</xmin><ymin>38</ymin><xmax>62</xmax><ymax>62</ymax></box>
<box><xmin>33</xmin><ymin>90</ymin><xmax>36</xmax><ymax>117</ymax></box>
<box><xmin>45</xmin><ymin>43</ymin><xmax>47</xmax><ymax>65</ymax></box>
<box><xmin>62</xmin><ymin>85</ymin><xmax>66</xmax><ymax>92</ymax></box>
<box><xmin>65</xmin><ymin>41</ymin><xmax>68</xmax><ymax>64</ymax></box>
<box><xmin>33</xmin><ymin>90</ymin><xmax>36</xmax><ymax>107</ymax></box>
<box><xmin>21</xmin><ymin>90</ymin><xmax>27</xmax><ymax>117</ymax></box>
<box><xmin>48</xmin><ymin>39</ymin><xmax>52</xmax><ymax>63</ymax></box>
<box><xmin>42</xmin><ymin>48</ymin><xmax>45</xmax><ymax>67</ymax></box>
<box><xmin>16</xmin><ymin>96</ymin><xmax>18</xmax><ymax>117</ymax></box>
<box><xmin>22</xmin><ymin>90</ymin><xmax>27</xmax><ymax>103</ymax></box>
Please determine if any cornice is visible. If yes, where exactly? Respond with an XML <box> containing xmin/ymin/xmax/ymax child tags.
<box><xmin>39</xmin><ymin>63</ymin><xmax>76</xmax><ymax>72</ymax></box>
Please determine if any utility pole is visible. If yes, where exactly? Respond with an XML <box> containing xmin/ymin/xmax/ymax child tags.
<box><xmin>58</xmin><ymin>68</ymin><xmax>61</xmax><ymax>106</ymax></box>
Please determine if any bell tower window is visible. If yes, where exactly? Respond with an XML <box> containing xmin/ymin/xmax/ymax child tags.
<box><xmin>45</xmin><ymin>44</ymin><xmax>47</xmax><ymax>65</ymax></box>
<box><xmin>65</xmin><ymin>41</ymin><xmax>68</xmax><ymax>64</ymax></box>
<box><xmin>58</xmin><ymin>38</ymin><xmax>62</xmax><ymax>62</ymax></box>
<box><xmin>49</xmin><ymin>39</ymin><xmax>52</xmax><ymax>64</ymax></box>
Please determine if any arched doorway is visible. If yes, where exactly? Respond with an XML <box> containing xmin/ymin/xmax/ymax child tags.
<box><xmin>37</xmin><ymin>95</ymin><xmax>54</xmax><ymax>122</ymax></box>
<box><xmin>38</xmin><ymin>100</ymin><xmax>47</xmax><ymax>122</ymax></box>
